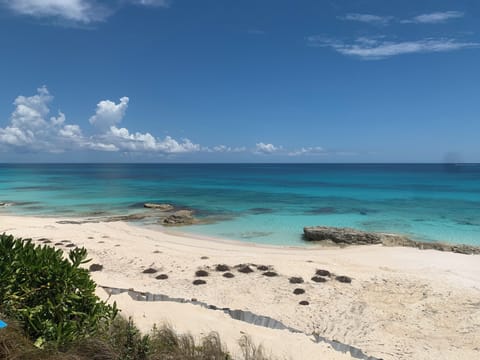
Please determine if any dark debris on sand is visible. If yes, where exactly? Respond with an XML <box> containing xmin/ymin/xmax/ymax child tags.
<box><xmin>215</xmin><ymin>264</ymin><xmax>230</xmax><ymax>272</ymax></box>
<box><xmin>336</xmin><ymin>275</ymin><xmax>352</xmax><ymax>283</ymax></box>
<box><xmin>256</xmin><ymin>265</ymin><xmax>269</xmax><ymax>271</ymax></box>
<box><xmin>223</xmin><ymin>272</ymin><xmax>235</xmax><ymax>278</ymax></box>
<box><xmin>316</xmin><ymin>269</ymin><xmax>331</xmax><ymax>277</ymax></box>
<box><xmin>299</xmin><ymin>300</ymin><xmax>309</xmax><ymax>306</ymax></box>
<box><xmin>156</xmin><ymin>274</ymin><xmax>169</xmax><ymax>280</ymax></box>
<box><xmin>142</xmin><ymin>268</ymin><xmax>158</xmax><ymax>274</ymax></box>
<box><xmin>289</xmin><ymin>277</ymin><xmax>304</xmax><ymax>284</ymax></box>
<box><xmin>293</xmin><ymin>288</ymin><xmax>305</xmax><ymax>295</ymax></box>
<box><xmin>89</xmin><ymin>263</ymin><xmax>103</xmax><ymax>272</ymax></box>
<box><xmin>262</xmin><ymin>271</ymin><xmax>278</xmax><ymax>277</ymax></box>
<box><xmin>195</xmin><ymin>270</ymin><xmax>209</xmax><ymax>277</ymax></box>
<box><xmin>193</xmin><ymin>279</ymin><xmax>207</xmax><ymax>285</ymax></box>
<box><xmin>311</xmin><ymin>276</ymin><xmax>327</xmax><ymax>283</ymax></box>
<box><xmin>237</xmin><ymin>265</ymin><xmax>254</xmax><ymax>274</ymax></box>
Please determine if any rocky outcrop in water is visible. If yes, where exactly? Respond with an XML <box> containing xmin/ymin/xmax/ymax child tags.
<box><xmin>144</xmin><ymin>203</ymin><xmax>174</xmax><ymax>211</ymax></box>
<box><xmin>162</xmin><ymin>210</ymin><xmax>197</xmax><ymax>226</ymax></box>
<box><xmin>304</xmin><ymin>226</ymin><xmax>388</xmax><ymax>245</ymax></box>
<box><xmin>303</xmin><ymin>226</ymin><xmax>480</xmax><ymax>255</ymax></box>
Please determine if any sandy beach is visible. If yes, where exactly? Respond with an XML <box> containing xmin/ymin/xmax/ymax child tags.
<box><xmin>2</xmin><ymin>214</ymin><xmax>480</xmax><ymax>360</ymax></box>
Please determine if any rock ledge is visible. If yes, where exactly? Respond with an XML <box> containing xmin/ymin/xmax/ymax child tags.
<box><xmin>303</xmin><ymin>226</ymin><xmax>480</xmax><ymax>255</ymax></box>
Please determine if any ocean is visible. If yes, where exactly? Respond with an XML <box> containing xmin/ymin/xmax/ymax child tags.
<box><xmin>1</xmin><ymin>163</ymin><xmax>479</xmax><ymax>246</ymax></box>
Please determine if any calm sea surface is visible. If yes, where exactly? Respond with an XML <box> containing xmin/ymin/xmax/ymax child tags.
<box><xmin>1</xmin><ymin>163</ymin><xmax>479</xmax><ymax>246</ymax></box>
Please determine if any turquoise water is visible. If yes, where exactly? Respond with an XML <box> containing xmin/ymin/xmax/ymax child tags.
<box><xmin>1</xmin><ymin>164</ymin><xmax>479</xmax><ymax>246</ymax></box>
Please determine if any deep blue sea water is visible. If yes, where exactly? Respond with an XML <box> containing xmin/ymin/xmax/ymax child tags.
<box><xmin>1</xmin><ymin>163</ymin><xmax>479</xmax><ymax>246</ymax></box>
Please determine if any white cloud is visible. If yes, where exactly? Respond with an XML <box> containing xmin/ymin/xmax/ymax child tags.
<box><xmin>342</xmin><ymin>13</ymin><xmax>392</xmax><ymax>25</ymax></box>
<box><xmin>0</xmin><ymin>87</ymin><xmax>203</xmax><ymax>156</ymax></box>
<box><xmin>255</xmin><ymin>142</ymin><xmax>281</xmax><ymax>154</ymax></box>
<box><xmin>130</xmin><ymin>0</ymin><xmax>170</xmax><ymax>7</ymax></box>
<box><xmin>3</xmin><ymin>0</ymin><xmax>168</xmax><ymax>24</ymax></box>
<box><xmin>89</xmin><ymin>97</ymin><xmax>129</xmax><ymax>131</ymax></box>
<box><xmin>5</xmin><ymin>0</ymin><xmax>109</xmax><ymax>23</ymax></box>
<box><xmin>288</xmin><ymin>146</ymin><xmax>325</xmax><ymax>156</ymax></box>
<box><xmin>103</xmin><ymin>126</ymin><xmax>200</xmax><ymax>153</ymax></box>
<box><xmin>0</xmin><ymin>86</ymin><xmax>84</xmax><ymax>151</ymax></box>
<box><xmin>308</xmin><ymin>36</ymin><xmax>479</xmax><ymax>60</ymax></box>
<box><xmin>405</xmin><ymin>11</ymin><xmax>464</xmax><ymax>24</ymax></box>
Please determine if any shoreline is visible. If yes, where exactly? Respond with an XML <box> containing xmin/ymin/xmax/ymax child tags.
<box><xmin>3</xmin><ymin>209</ymin><xmax>480</xmax><ymax>254</ymax></box>
<box><xmin>2</xmin><ymin>214</ymin><xmax>480</xmax><ymax>359</ymax></box>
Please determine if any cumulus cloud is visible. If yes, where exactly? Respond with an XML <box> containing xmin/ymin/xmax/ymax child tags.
<box><xmin>308</xmin><ymin>36</ymin><xmax>479</xmax><ymax>60</ymax></box>
<box><xmin>0</xmin><ymin>87</ymin><xmax>202</xmax><ymax>156</ymax></box>
<box><xmin>89</xmin><ymin>97</ymin><xmax>129</xmax><ymax>131</ymax></box>
<box><xmin>255</xmin><ymin>142</ymin><xmax>281</xmax><ymax>154</ymax></box>
<box><xmin>0</xmin><ymin>86</ymin><xmax>85</xmax><ymax>151</ymax></box>
<box><xmin>341</xmin><ymin>13</ymin><xmax>392</xmax><ymax>25</ymax></box>
<box><xmin>404</xmin><ymin>11</ymin><xmax>464</xmax><ymax>24</ymax></box>
<box><xmin>104</xmin><ymin>126</ymin><xmax>200</xmax><ymax>153</ymax></box>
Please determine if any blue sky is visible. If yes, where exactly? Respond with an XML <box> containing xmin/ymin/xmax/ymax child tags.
<box><xmin>0</xmin><ymin>0</ymin><xmax>479</xmax><ymax>162</ymax></box>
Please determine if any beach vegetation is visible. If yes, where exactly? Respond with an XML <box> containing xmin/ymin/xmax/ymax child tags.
<box><xmin>0</xmin><ymin>233</ymin><xmax>117</xmax><ymax>347</ymax></box>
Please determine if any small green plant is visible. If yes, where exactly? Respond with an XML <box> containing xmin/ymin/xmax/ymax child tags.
<box><xmin>0</xmin><ymin>233</ymin><xmax>117</xmax><ymax>348</ymax></box>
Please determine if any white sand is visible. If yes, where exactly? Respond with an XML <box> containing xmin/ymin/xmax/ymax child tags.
<box><xmin>2</xmin><ymin>215</ymin><xmax>480</xmax><ymax>360</ymax></box>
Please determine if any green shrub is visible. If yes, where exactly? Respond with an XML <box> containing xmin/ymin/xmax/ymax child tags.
<box><xmin>0</xmin><ymin>233</ymin><xmax>117</xmax><ymax>348</ymax></box>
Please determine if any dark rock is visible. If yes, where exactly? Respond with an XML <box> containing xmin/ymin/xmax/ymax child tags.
<box><xmin>195</xmin><ymin>270</ymin><xmax>209</xmax><ymax>277</ymax></box>
<box><xmin>256</xmin><ymin>265</ymin><xmax>269</xmax><ymax>271</ymax></box>
<box><xmin>304</xmin><ymin>225</ymin><xmax>480</xmax><ymax>255</ymax></box>
<box><xmin>61</xmin><ymin>240</ymin><xmax>70</xmax><ymax>243</ymax></box>
<box><xmin>315</xmin><ymin>269</ymin><xmax>331</xmax><ymax>277</ymax></box>
<box><xmin>299</xmin><ymin>300</ymin><xmax>309</xmax><ymax>306</ymax></box>
<box><xmin>89</xmin><ymin>264</ymin><xmax>103</xmax><ymax>272</ymax></box>
<box><xmin>144</xmin><ymin>203</ymin><xmax>174</xmax><ymax>211</ymax></box>
<box><xmin>215</xmin><ymin>264</ymin><xmax>230</xmax><ymax>272</ymax></box>
<box><xmin>88</xmin><ymin>236</ymin><xmax>94</xmax><ymax>239</ymax></box>
<box><xmin>55</xmin><ymin>242</ymin><xmax>63</xmax><ymax>246</ymax></box>
<box><xmin>237</xmin><ymin>265</ymin><xmax>254</xmax><ymax>274</ymax></box>
<box><xmin>42</xmin><ymin>240</ymin><xmax>52</xmax><ymax>244</ymax></box>
<box><xmin>193</xmin><ymin>279</ymin><xmax>206</xmax><ymax>285</ymax></box>
<box><xmin>336</xmin><ymin>276</ymin><xmax>352</xmax><ymax>284</ymax></box>
<box><xmin>293</xmin><ymin>288</ymin><xmax>305</xmax><ymax>295</ymax></box>
<box><xmin>223</xmin><ymin>272</ymin><xmax>235</xmax><ymax>278</ymax></box>
<box><xmin>200</xmin><ymin>256</ymin><xmax>209</xmax><ymax>260</ymax></box>
<box><xmin>142</xmin><ymin>268</ymin><xmax>158</xmax><ymax>274</ymax></box>
<box><xmin>262</xmin><ymin>271</ymin><xmax>278</xmax><ymax>277</ymax></box>
<box><xmin>289</xmin><ymin>277</ymin><xmax>304</xmax><ymax>284</ymax></box>
<box><xmin>311</xmin><ymin>276</ymin><xmax>327</xmax><ymax>283</ymax></box>
<box><xmin>103</xmin><ymin>213</ymin><xmax>150</xmax><ymax>222</ymax></box>
<box><xmin>65</xmin><ymin>244</ymin><xmax>76</xmax><ymax>248</ymax></box>
<box><xmin>209</xmin><ymin>305</ymin><xmax>217</xmax><ymax>310</ymax></box>
<box><xmin>162</xmin><ymin>210</ymin><xmax>197</xmax><ymax>226</ymax></box>
<box><xmin>153</xmin><ymin>250</ymin><xmax>162</xmax><ymax>254</ymax></box>
<box><xmin>155</xmin><ymin>274</ymin><xmax>169</xmax><ymax>280</ymax></box>
<box><xmin>304</xmin><ymin>226</ymin><xmax>384</xmax><ymax>245</ymax></box>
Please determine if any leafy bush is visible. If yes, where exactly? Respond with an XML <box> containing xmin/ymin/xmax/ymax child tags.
<box><xmin>0</xmin><ymin>233</ymin><xmax>117</xmax><ymax>347</ymax></box>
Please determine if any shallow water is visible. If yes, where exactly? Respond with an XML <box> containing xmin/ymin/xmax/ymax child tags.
<box><xmin>1</xmin><ymin>163</ymin><xmax>479</xmax><ymax>246</ymax></box>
